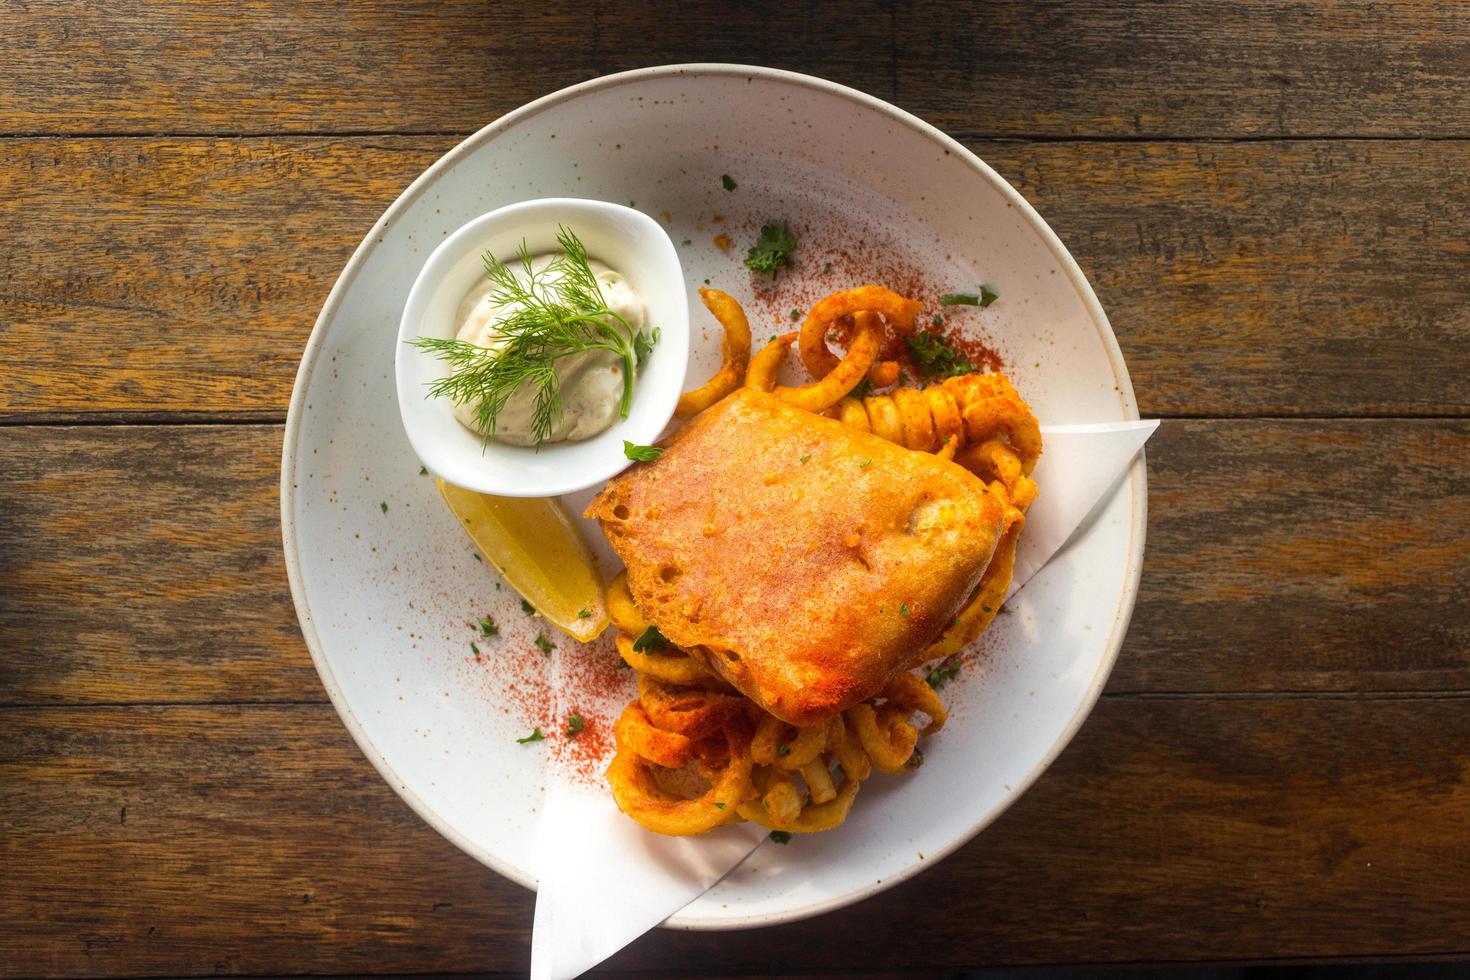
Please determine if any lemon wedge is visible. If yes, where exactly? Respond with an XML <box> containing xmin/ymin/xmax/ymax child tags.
<box><xmin>438</xmin><ymin>479</ymin><xmax>608</xmax><ymax>643</ymax></box>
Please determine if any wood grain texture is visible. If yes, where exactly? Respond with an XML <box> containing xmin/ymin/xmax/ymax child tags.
<box><xmin>895</xmin><ymin>1</ymin><xmax>1470</xmax><ymax>138</ymax></box>
<box><xmin>3</xmin><ymin>0</ymin><xmax>892</xmax><ymax>136</ymax></box>
<box><xmin>3</xmin><ymin>421</ymin><xmax>1465</xmax><ymax>708</ymax></box>
<box><xmin>1</xmin><ymin>697</ymin><xmax>1465</xmax><ymax>975</ymax></box>
<box><xmin>7</xmin><ymin>2</ymin><xmax>1470</xmax><ymax>138</ymax></box>
<box><xmin>0</xmin><ymin>424</ymin><xmax>315</xmax><ymax>705</ymax></box>
<box><xmin>2</xmin><ymin>137</ymin><xmax>1467</xmax><ymax>421</ymax></box>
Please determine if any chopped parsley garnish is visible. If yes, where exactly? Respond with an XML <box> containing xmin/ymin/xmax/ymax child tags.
<box><xmin>565</xmin><ymin>714</ymin><xmax>585</xmax><ymax>736</ymax></box>
<box><xmin>721</xmin><ymin>173</ymin><xmax>737</xmax><ymax>191</ymax></box>
<box><xmin>932</xmin><ymin>314</ymin><xmax>944</xmax><ymax>327</ymax></box>
<box><xmin>906</xmin><ymin>331</ymin><xmax>979</xmax><ymax>381</ymax></box>
<box><xmin>477</xmin><ymin>616</ymin><xmax>499</xmax><ymax>637</ymax></box>
<box><xmin>745</xmin><ymin>221</ymin><xmax>797</xmax><ymax>277</ymax></box>
<box><xmin>632</xmin><ymin>625</ymin><xmax>668</xmax><ymax>652</ymax></box>
<box><xmin>768</xmin><ymin>830</ymin><xmax>792</xmax><ymax>844</ymax></box>
<box><xmin>534</xmin><ymin>633</ymin><xmax>555</xmax><ymax>655</ymax></box>
<box><xmin>799</xmin><ymin>454</ymin><xmax>811</xmax><ymax>464</ymax></box>
<box><xmin>516</xmin><ymin>728</ymin><xmax>545</xmax><ymax>744</ymax></box>
<box><xmin>859</xmin><ymin>459</ymin><xmax>872</xmax><ymax>469</ymax></box>
<box><xmin>714</xmin><ymin>802</ymin><xmax>726</xmax><ymax>810</ymax></box>
<box><xmin>379</xmin><ymin>502</ymin><xmax>388</xmax><ymax>513</ymax></box>
<box><xmin>925</xmin><ymin>656</ymin><xmax>962</xmax><ymax>689</ymax></box>
<box><xmin>939</xmin><ymin>287</ymin><xmax>999</xmax><ymax>308</ymax></box>
<box><xmin>470</xmin><ymin>640</ymin><xmax>481</xmax><ymax>655</ymax></box>
<box><xmin>900</xmin><ymin>603</ymin><xmax>910</xmax><ymax>617</ymax></box>
<box><xmin>789</xmin><ymin>308</ymin><xmax>802</xmax><ymax>321</ymax></box>
<box><xmin>521</xmin><ymin>598</ymin><xmax>535</xmax><ymax>615</ymax></box>
<box><xmin>681</xmin><ymin>238</ymin><xmax>692</xmax><ymax>246</ymax></box>
<box><xmin>624</xmin><ymin>441</ymin><xmax>664</xmax><ymax>462</ymax></box>
<box><xmin>577</xmin><ymin>608</ymin><xmax>592</xmax><ymax>619</ymax></box>
<box><xmin>777</xmin><ymin>744</ymin><xmax>791</xmax><ymax>757</ymax></box>
<box><xmin>848</xmin><ymin>379</ymin><xmax>873</xmax><ymax>400</ymax></box>
<box><xmin>419</xmin><ymin>465</ymin><xmax>428</xmax><ymax>475</ymax></box>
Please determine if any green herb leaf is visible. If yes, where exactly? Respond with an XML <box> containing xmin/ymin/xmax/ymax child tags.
<box><xmin>565</xmin><ymin>713</ymin><xmax>585</xmax><ymax>736</ymax></box>
<box><xmin>577</xmin><ymin>608</ymin><xmax>592</xmax><ymax>619</ymax></box>
<box><xmin>477</xmin><ymin>616</ymin><xmax>499</xmax><ymax>637</ymax></box>
<box><xmin>789</xmin><ymin>308</ymin><xmax>801</xmax><ymax>321</ymax></box>
<box><xmin>470</xmin><ymin>640</ymin><xmax>481</xmax><ymax>655</ymax></box>
<box><xmin>939</xmin><ymin>292</ymin><xmax>980</xmax><ymax>306</ymax></box>
<box><xmin>769</xmin><ymin>830</ymin><xmax>792</xmax><ymax>844</ymax></box>
<box><xmin>721</xmin><ymin>174</ymin><xmax>737</xmax><ymax>191</ymax></box>
<box><xmin>900</xmin><ymin>603</ymin><xmax>910</xmax><ymax>617</ymax></box>
<box><xmin>925</xmin><ymin>656</ymin><xmax>963</xmax><ymax>690</ymax></box>
<box><xmin>624</xmin><ymin>441</ymin><xmax>664</xmax><ymax>462</ymax></box>
<box><xmin>521</xmin><ymin>598</ymin><xmax>535</xmax><ymax>615</ymax></box>
<box><xmin>848</xmin><ymin>379</ymin><xmax>873</xmax><ymax>400</ymax></box>
<box><xmin>799</xmin><ymin>454</ymin><xmax>811</xmax><ymax>464</ymax></box>
<box><xmin>745</xmin><ymin>221</ymin><xmax>797</xmax><ymax>277</ymax></box>
<box><xmin>516</xmin><ymin>728</ymin><xmax>545</xmax><ymax>744</ymax></box>
<box><xmin>906</xmin><ymin>332</ymin><xmax>979</xmax><ymax>381</ymax></box>
<box><xmin>979</xmin><ymin>285</ymin><xmax>999</xmax><ymax>307</ymax></box>
<box><xmin>632</xmin><ymin>625</ymin><xmax>668</xmax><ymax>653</ymax></box>
<box><xmin>859</xmin><ymin>459</ymin><xmax>872</xmax><ymax>469</ymax></box>
<box><xmin>714</xmin><ymin>802</ymin><xmax>726</xmax><ymax>810</ymax></box>
<box><xmin>534</xmin><ymin>633</ymin><xmax>555</xmax><ymax>655</ymax></box>
<box><xmin>407</xmin><ymin>227</ymin><xmax>657</xmax><ymax>446</ymax></box>
<box><xmin>777</xmin><ymin>743</ymin><xmax>791</xmax><ymax>757</ymax></box>
<box><xmin>419</xmin><ymin>465</ymin><xmax>428</xmax><ymax>475</ymax></box>
<box><xmin>379</xmin><ymin>502</ymin><xmax>388</xmax><ymax>513</ymax></box>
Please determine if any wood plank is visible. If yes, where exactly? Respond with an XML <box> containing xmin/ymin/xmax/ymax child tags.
<box><xmin>979</xmin><ymin>138</ymin><xmax>1470</xmax><ymax>417</ymax></box>
<box><xmin>3</xmin><ymin>137</ymin><xmax>1466</xmax><ymax>421</ymax></box>
<box><xmin>895</xmin><ymin>0</ymin><xmax>1470</xmax><ymax>138</ymax></box>
<box><xmin>0</xmin><ymin>424</ymin><xmax>317</xmax><ymax>705</ymax></box>
<box><xmin>2</xmin><ymin>0</ymin><xmax>892</xmax><ymax>137</ymax></box>
<box><xmin>2</xmin><ymin>420</ymin><xmax>1465</xmax><ymax>707</ymax></box>
<box><xmin>1</xmin><ymin>697</ymin><xmax>1466</xmax><ymax>975</ymax></box>
<box><xmin>1108</xmin><ymin>418</ymin><xmax>1470</xmax><ymax>694</ymax></box>
<box><xmin>7</xmin><ymin>2</ymin><xmax>1470</xmax><ymax>138</ymax></box>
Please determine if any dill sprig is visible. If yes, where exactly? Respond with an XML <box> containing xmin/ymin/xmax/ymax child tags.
<box><xmin>409</xmin><ymin>227</ymin><xmax>657</xmax><ymax>446</ymax></box>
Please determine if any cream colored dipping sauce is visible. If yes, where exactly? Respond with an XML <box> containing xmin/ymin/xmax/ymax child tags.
<box><xmin>450</xmin><ymin>253</ymin><xmax>645</xmax><ymax>446</ymax></box>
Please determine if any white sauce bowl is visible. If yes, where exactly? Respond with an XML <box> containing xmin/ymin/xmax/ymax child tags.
<box><xmin>395</xmin><ymin>198</ymin><xmax>689</xmax><ymax>496</ymax></box>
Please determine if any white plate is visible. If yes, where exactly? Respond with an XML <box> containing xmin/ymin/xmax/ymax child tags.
<box><xmin>281</xmin><ymin>64</ymin><xmax>1145</xmax><ymax>930</ymax></box>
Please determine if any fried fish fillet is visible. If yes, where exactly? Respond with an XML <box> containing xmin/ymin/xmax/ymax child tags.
<box><xmin>586</xmin><ymin>388</ymin><xmax>1009</xmax><ymax>726</ymax></box>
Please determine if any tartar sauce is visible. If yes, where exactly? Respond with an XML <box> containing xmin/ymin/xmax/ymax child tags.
<box><xmin>450</xmin><ymin>254</ymin><xmax>645</xmax><ymax>446</ymax></box>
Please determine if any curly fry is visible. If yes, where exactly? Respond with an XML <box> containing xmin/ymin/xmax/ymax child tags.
<box><xmin>737</xmin><ymin>776</ymin><xmax>861</xmax><ymax>833</ymax></box>
<box><xmin>879</xmin><ymin>671</ymin><xmax>949</xmax><ymax>736</ymax></box>
<box><xmin>918</xmin><ymin>509</ymin><xmax>1024</xmax><ymax>663</ymax></box>
<box><xmin>846</xmin><ymin>703</ymin><xmax>919</xmax><ymax>774</ymax></box>
<box><xmin>676</xmin><ymin>287</ymin><xmax>753</xmax><ymax>417</ymax></box>
<box><xmin>607</xmin><ymin>719</ymin><xmax>754</xmax><ymax>836</ymax></box>
<box><xmin>606</xmin><ymin>572</ymin><xmax>649</xmax><ymax>636</ymax></box>
<box><xmin>774</xmin><ymin>314</ymin><xmax>880</xmax><ymax>412</ymax></box>
<box><xmin>752</xmin><ymin>714</ymin><xmax>829</xmax><ymax>770</ymax></box>
<box><xmin>798</xmin><ymin>285</ymin><xmax>923</xmax><ymax>378</ymax></box>
<box><xmin>615</xmin><ymin>631</ymin><xmax>716</xmax><ymax>685</ymax></box>
<box><xmin>638</xmin><ymin>674</ymin><xmax>744</xmax><ymax>740</ymax></box>
<box><xmin>757</xmin><ymin>768</ymin><xmax>804</xmax><ymax>828</ymax></box>
<box><xmin>744</xmin><ymin>331</ymin><xmax>796</xmax><ymax>392</ymax></box>
<box><xmin>614</xmin><ymin>701</ymin><xmax>694</xmax><ymax>768</ymax></box>
<box><xmin>800</xmin><ymin>758</ymin><xmax>838</xmax><ymax>804</ymax></box>
<box><xmin>835</xmin><ymin>724</ymin><xmax>872</xmax><ymax>783</ymax></box>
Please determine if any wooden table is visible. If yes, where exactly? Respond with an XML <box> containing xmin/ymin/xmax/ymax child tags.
<box><xmin>3</xmin><ymin>2</ymin><xmax>1468</xmax><ymax>976</ymax></box>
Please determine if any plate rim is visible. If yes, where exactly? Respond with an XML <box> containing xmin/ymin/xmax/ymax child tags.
<box><xmin>280</xmin><ymin>62</ymin><xmax>1147</xmax><ymax>931</ymax></box>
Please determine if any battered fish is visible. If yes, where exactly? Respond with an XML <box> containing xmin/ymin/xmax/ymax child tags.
<box><xmin>587</xmin><ymin>388</ymin><xmax>1009</xmax><ymax>726</ymax></box>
